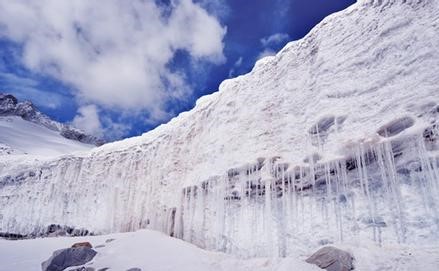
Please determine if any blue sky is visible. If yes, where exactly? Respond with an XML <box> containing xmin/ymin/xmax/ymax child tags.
<box><xmin>0</xmin><ymin>0</ymin><xmax>355</xmax><ymax>140</ymax></box>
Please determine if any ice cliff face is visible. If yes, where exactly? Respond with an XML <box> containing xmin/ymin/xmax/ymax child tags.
<box><xmin>0</xmin><ymin>93</ymin><xmax>104</xmax><ymax>146</ymax></box>
<box><xmin>1</xmin><ymin>0</ymin><xmax>439</xmax><ymax>257</ymax></box>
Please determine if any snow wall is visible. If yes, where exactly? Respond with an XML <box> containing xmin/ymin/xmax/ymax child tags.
<box><xmin>1</xmin><ymin>0</ymin><xmax>439</xmax><ymax>257</ymax></box>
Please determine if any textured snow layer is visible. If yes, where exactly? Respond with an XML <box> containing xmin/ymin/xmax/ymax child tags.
<box><xmin>0</xmin><ymin>116</ymin><xmax>94</xmax><ymax>156</ymax></box>
<box><xmin>0</xmin><ymin>0</ymin><xmax>439</xmax><ymax>258</ymax></box>
<box><xmin>1</xmin><ymin>230</ymin><xmax>438</xmax><ymax>271</ymax></box>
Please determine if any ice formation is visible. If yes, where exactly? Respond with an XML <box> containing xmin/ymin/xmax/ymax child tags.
<box><xmin>1</xmin><ymin>0</ymin><xmax>439</xmax><ymax>258</ymax></box>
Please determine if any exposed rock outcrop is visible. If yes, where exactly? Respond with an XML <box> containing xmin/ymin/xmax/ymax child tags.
<box><xmin>306</xmin><ymin>246</ymin><xmax>354</xmax><ymax>271</ymax></box>
<box><xmin>41</xmin><ymin>246</ymin><xmax>97</xmax><ymax>271</ymax></box>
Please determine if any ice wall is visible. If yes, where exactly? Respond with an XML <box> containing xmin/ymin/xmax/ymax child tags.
<box><xmin>1</xmin><ymin>0</ymin><xmax>439</xmax><ymax>258</ymax></box>
<box><xmin>175</xmin><ymin>129</ymin><xmax>439</xmax><ymax>256</ymax></box>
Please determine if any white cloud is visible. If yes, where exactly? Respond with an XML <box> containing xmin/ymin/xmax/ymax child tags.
<box><xmin>101</xmin><ymin>115</ymin><xmax>131</xmax><ymax>140</ymax></box>
<box><xmin>228</xmin><ymin>56</ymin><xmax>244</xmax><ymax>78</ymax></box>
<box><xmin>234</xmin><ymin>57</ymin><xmax>243</xmax><ymax>67</ymax></box>
<box><xmin>72</xmin><ymin>105</ymin><xmax>103</xmax><ymax>137</ymax></box>
<box><xmin>0</xmin><ymin>0</ymin><xmax>226</xmax><ymax>124</ymax></box>
<box><xmin>0</xmin><ymin>72</ymin><xmax>67</xmax><ymax>109</ymax></box>
<box><xmin>260</xmin><ymin>33</ymin><xmax>290</xmax><ymax>48</ymax></box>
<box><xmin>0</xmin><ymin>72</ymin><xmax>37</xmax><ymax>88</ymax></box>
<box><xmin>197</xmin><ymin>0</ymin><xmax>231</xmax><ymax>20</ymax></box>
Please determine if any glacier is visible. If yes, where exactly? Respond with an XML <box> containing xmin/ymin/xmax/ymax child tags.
<box><xmin>1</xmin><ymin>0</ymin><xmax>439</xmax><ymax>258</ymax></box>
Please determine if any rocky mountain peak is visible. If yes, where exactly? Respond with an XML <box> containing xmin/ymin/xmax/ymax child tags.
<box><xmin>0</xmin><ymin>93</ymin><xmax>104</xmax><ymax>146</ymax></box>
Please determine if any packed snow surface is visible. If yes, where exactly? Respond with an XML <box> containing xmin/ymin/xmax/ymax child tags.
<box><xmin>0</xmin><ymin>0</ymin><xmax>439</xmax><ymax>261</ymax></box>
<box><xmin>1</xmin><ymin>229</ymin><xmax>438</xmax><ymax>271</ymax></box>
<box><xmin>0</xmin><ymin>116</ymin><xmax>94</xmax><ymax>156</ymax></box>
<box><xmin>0</xmin><ymin>230</ymin><xmax>318</xmax><ymax>271</ymax></box>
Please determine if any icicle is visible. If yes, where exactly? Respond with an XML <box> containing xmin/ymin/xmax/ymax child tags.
<box><xmin>278</xmin><ymin>164</ymin><xmax>287</xmax><ymax>257</ymax></box>
<box><xmin>415</xmin><ymin>137</ymin><xmax>439</xmax><ymax>232</ymax></box>
<box><xmin>356</xmin><ymin>144</ymin><xmax>377</xmax><ymax>242</ymax></box>
<box><xmin>375</xmin><ymin>142</ymin><xmax>405</xmax><ymax>243</ymax></box>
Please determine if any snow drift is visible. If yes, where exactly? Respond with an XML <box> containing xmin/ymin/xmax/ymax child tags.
<box><xmin>1</xmin><ymin>0</ymin><xmax>439</xmax><ymax>258</ymax></box>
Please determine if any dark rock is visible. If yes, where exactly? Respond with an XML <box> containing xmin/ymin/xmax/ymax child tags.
<box><xmin>345</xmin><ymin>148</ymin><xmax>376</xmax><ymax>171</ymax></box>
<box><xmin>105</xmin><ymin>238</ymin><xmax>115</xmax><ymax>243</ymax></box>
<box><xmin>227</xmin><ymin>168</ymin><xmax>240</xmax><ymax>178</ymax></box>
<box><xmin>126</xmin><ymin>268</ymin><xmax>142</xmax><ymax>271</ymax></box>
<box><xmin>423</xmin><ymin>125</ymin><xmax>437</xmax><ymax>142</ymax></box>
<box><xmin>423</xmin><ymin>125</ymin><xmax>438</xmax><ymax>151</ymax></box>
<box><xmin>41</xmin><ymin>247</ymin><xmax>97</xmax><ymax>271</ymax></box>
<box><xmin>0</xmin><ymin>94</ymin><xmax>18</xmax><ymax>114</ymax></box>
<box><xmin>61</xmin><ymin>127</ymin><xmax>105</xmax><ymax>146</ymax></box>
<box><xmin>306</xmin><ymin>246</ymin><xmax>354</xmax><ymax>271</ymax></box>
<box><xmin>0</xmin><ymin>232</ymin><xmax>27</xmax><ymax>240</ymax></box>
<box><xmin>41</xmin><ymin>224</ymin><xmax>92</xmax><ymax>238</ymax></box>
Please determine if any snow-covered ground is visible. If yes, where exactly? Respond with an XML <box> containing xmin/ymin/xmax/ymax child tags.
<box><xmin>0</xmin><ymin>116</ymin><xmax>94</xmax><ymax>156</ymax></box>
<box><xmin>0</xmin><ymin>230</ymin><xmax>319</xmax><ymax>271</ymax></box>
<box><xmin>1</xmin><ymin>229</ymin><xmax>438</xmax><ymax>271</ymax></box>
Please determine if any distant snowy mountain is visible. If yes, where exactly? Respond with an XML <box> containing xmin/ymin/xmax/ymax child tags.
<box><xmin>1</xmin><ymin>0</ymin><xmax>439</xmax><ymax>262</ymax></box>
<box><xmin>0</xmin><ymin>93</ymin><xmax>104</xmax><ymax>149</ymax></box>
<box><xmin>0</xmin><ymin>116</ymin><xmax>94</xmax><ymax>156</ymax></box>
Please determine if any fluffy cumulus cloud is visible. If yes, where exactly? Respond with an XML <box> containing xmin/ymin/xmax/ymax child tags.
<box><xmin>197</xmin><ymin>0</ymin><xmax>231</xmax><ymax>20</ymax></box>
<box><xmin>72</xmin><ymin>105</ymin><xmax>103</xmax><ymax>137</ymax></box>
<box><xmin>0</xmin><ymin>0</ymin><xmax>226</xmax><ymax>137</ymax></box>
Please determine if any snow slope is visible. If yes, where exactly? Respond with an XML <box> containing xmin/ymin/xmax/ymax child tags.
<box><xmin>0</xmin><ymin>116</ymin><xmax>94</xmax><ymax>156</ymax></box>
<box><xmin>0</xmin><ymin>93</ymin><xmax>104</xmax><ymax>146</ymax></box>
<box><xmin>0</xmin><ymin>0</ymin><xmax>439</xmax><ymax>259</ymax></box>
<box><xmin>1</xmin><ymin>229</ymin><xmax>438</xmax><ymax>271</ymax></box>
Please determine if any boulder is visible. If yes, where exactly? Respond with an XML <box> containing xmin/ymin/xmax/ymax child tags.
<box><xmin>41</xmin><ymin>247</ymin><xmax>97</xmax><ymax>271</ymax></box>
<box><xmin>306</xmin><ymin>246</ymin><xmax>354</xmax><ymax>271</ymax></box>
